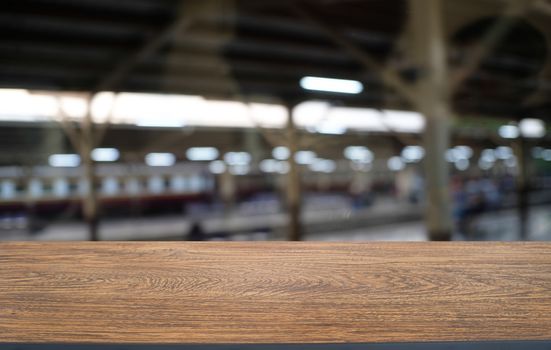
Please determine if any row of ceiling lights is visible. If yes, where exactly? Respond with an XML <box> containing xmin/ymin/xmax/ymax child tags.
<box><xmin>47</xmin><ymin>143</ymin><xmax>551</xmax><ymax>174</ymax></box>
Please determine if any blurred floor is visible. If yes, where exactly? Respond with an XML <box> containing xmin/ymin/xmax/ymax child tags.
<box><xmin>310</xmin><ymin>205</ymin><xmax>551</xmax><ymax>241</ymax></box>
<box><xmin>1</xmin><ymin>201</ymin><xmax>550</xmax><ymax>241</ymax></box>
<box><xmin>0</xmin><ymin>198</ymin><xmax>421</xmax><ymax>241</ymax></box>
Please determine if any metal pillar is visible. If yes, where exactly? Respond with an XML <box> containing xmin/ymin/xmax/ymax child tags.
<box><xmin>515</xmin><ymin>138</ymin><xmax>529</xmax><ymax>240</ymax></box>
<box><xmin>410</xmin><ymin>0</ymin><xmax>453</xmax><ymax>240</ymax></box>
<box><xmin>285</xmin><ymin>104</ymin><xmax>302</xmax><ymax>241</ymax></box>
<box><xmin>245</xmin><ymin>129</ymin><xmax>263</xmax><ymax>168</ymax></box>
<box><xmin>81</xmin><ymin>106</ymin><xmax>99</xmax><ymax>241</ymax></box>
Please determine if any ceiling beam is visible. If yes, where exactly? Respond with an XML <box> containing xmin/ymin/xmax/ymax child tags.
<box><xmin>94</xmin><ymin>12</ymin><xmax>195</xmax><ymax>92</ymax></box>
<box><xmin>0</xmin><ymin>0</ymin><xmax>170</xmax><ymax>34</ymax></box>
<box><xmin>449</xmin><ymin>0</ymin><xmax>535</xmax><ymax>93</ymax></box>
<box><xmin>291</xmin><ymin>3</ymin><xmax>417</xmax><ymax>105</ymax></box>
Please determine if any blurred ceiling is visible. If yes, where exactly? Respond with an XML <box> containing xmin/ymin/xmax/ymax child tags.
<box><xmin>0</xmin><ymin>0</ymin><xmax>550</xmax><ymax>118</ymax></box>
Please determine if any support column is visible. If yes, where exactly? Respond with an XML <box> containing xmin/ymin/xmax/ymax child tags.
<box><xmin>515</xmin><ymin>138</ymin><xmax>529</xmax><ymax>240</ymax></box>
<box><xmin>410</xmin><ymin>0</ymin><xmax>453</xmax><ymax>240</ymax></box>
<box><xmin>244</xmin><ymin>129</ymin><xmax>263</xmax><ymax>169</ymax></box>
<box><xmin>285</xmin><ymin>103</ymin><xmax>302</xmax><ymax>241</ymax></box>
<box><xmin>81</xmin><ymin>100</ymin><xmax>99</xmax><ymax>241</ymax></box>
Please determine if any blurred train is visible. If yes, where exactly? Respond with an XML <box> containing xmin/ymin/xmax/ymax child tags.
<box><xmin>0</xmin><ymin>163</ymin><xmax>216</xmax><ymax>230</ymax></box>
<box><xmin>0</xmin><ymin>161</ymin><xmax>381</xmax><ymax>231</ymax></box>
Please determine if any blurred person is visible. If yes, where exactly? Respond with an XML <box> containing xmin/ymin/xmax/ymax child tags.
<box><xmin>349</xmin><ymin>171</ymin><xmax>373</xmax><ymax>210</ymax></box>
<box><xmin>452</xmin><ymin>176</ymin><xmax>469</xmax><ymax>237</ymax></box>
<box><xmin>480</xmin><ymin>177</ymin><xmax>501</xmax><ymax>211</ymax></box>
<box><xmin>463</xmin><ymin>176</ymin><xmax>487</xmax><ymax>239</ymax></box>
<box><xmin>409</xmin><ymin>170</ymin><xmax>424</xmax><ymax>204</ymax></box>
<box><xmin>219</xmin><ymin>170</ymin><xmax>237</xmax><ymax>215</ymax></box>
<box><xmin>186</xmin><ymin>222</ymin><xmax>205</xmax><ymax>241</ymax></box>
<box><xmin>395</xmin><ymin>167</ymin><xmax>422</xmax><ymax>204</ymax></box>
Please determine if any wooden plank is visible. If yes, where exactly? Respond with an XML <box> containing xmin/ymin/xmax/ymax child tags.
<box><xmin>0</xmin><ymin>242</ymin><xmax>550</xmax><ymax>344</ymax></box>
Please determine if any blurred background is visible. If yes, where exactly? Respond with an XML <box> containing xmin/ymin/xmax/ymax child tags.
<box><xmin>1</xmin><ymin>0</ymin><xmax>551</xmax><ymax>242</ymax></box>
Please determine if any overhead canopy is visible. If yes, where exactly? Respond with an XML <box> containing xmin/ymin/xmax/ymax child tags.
<box><xmin>1</xmin><ymin>0</ymin><xmax>550</xmax><ymax>118</ymax></box>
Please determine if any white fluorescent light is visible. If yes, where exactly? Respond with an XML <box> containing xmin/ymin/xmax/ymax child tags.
<box><xmin>49</xmin><ymin>154</ymin><xmax>80</xmax><ymax>167</ymax></box>
<box><xmin>495</xmin><ymin>146</ymin><xmax>513</xmax><ymax>160</ymax></box>
<box><xmin>401</xmin><ymin>146</ymin><xmax>425</xmax><ymax>163</ymax></box>
<box><xmin>186</xmin><ymin>147</ymin><xmax>219</xmax><ymax>161</ymax></box>
<box><xmin>344</xmin><ymin>146</ymin><xmax>373</xmax><ymax>163</ymax></box>
<box><xmin>294</xmin><ymin>150</ymin><xmax>317</xmax><ymax>165</ymax></box>
<box><xmin>224</xmin><ymin>152</ymin><xmax>251</xmax><ymax>165</ymax></box>
<box><xmin>454</xmin><ymin>145</ymin><xmax>473</xmax><ymax>159</ymax></box>
<box><xmin>498</xmin><ymin>125</ymin><xmax>519</xmax><ymax>139</ymax></box>
<box><xmin>300</xmin><ymin>76</ymin><xmax>363</xmax><ymax>94</ymax></box>
<box><xmin>481</xmin><ymin>149</ymin><xmax>496</xmax><ymax>163</ymax></box>
<box><xmin>209</xmin><ymin>160</ymin><xmax>226</xmax><ymax>174</ymax></box>
<box><xmin>272</xmin><ymin>146</ymin><xmax>290</xmax><ymax>160</ymax></box>
<box><xmin>519</xmin><ymin>118</ymin><xmax>545</xmax><ymax>138</ymax></box>
<box><xmin>387</xmin><ymin>156</ymin><xmax>405</xmax><ymax>171</ymax></box>
<box><xmin>447</xmin><ymin>145</ymin><xmax>473</xmax><ymax>162</ymax></box>
<box><xmin>145</xmin><ymin>153</ymin><xmax>176</xmax><ymax>167</ymax></box>
<box><xmin>91</xmin><ymin>148</ymin><xmax>119</xmax><ymax>162</ymax></box>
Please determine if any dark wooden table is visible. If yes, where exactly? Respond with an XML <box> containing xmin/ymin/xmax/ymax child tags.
<box><xmin>1</xmin><ymin>242</ymin><xmax>550</xmax><ymax>344</ymax></box>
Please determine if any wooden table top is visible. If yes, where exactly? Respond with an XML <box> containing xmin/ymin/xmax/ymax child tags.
<box><xmin>1</xmin><ymin>242</ymin><xmax>551</xmax><ymax>344</ymax></box>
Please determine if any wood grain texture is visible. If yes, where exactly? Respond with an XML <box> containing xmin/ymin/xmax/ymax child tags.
<box><xmin>1</xmin><ymin>242</ymin><xmax>551</xmax><ymax>344</ymax></box>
